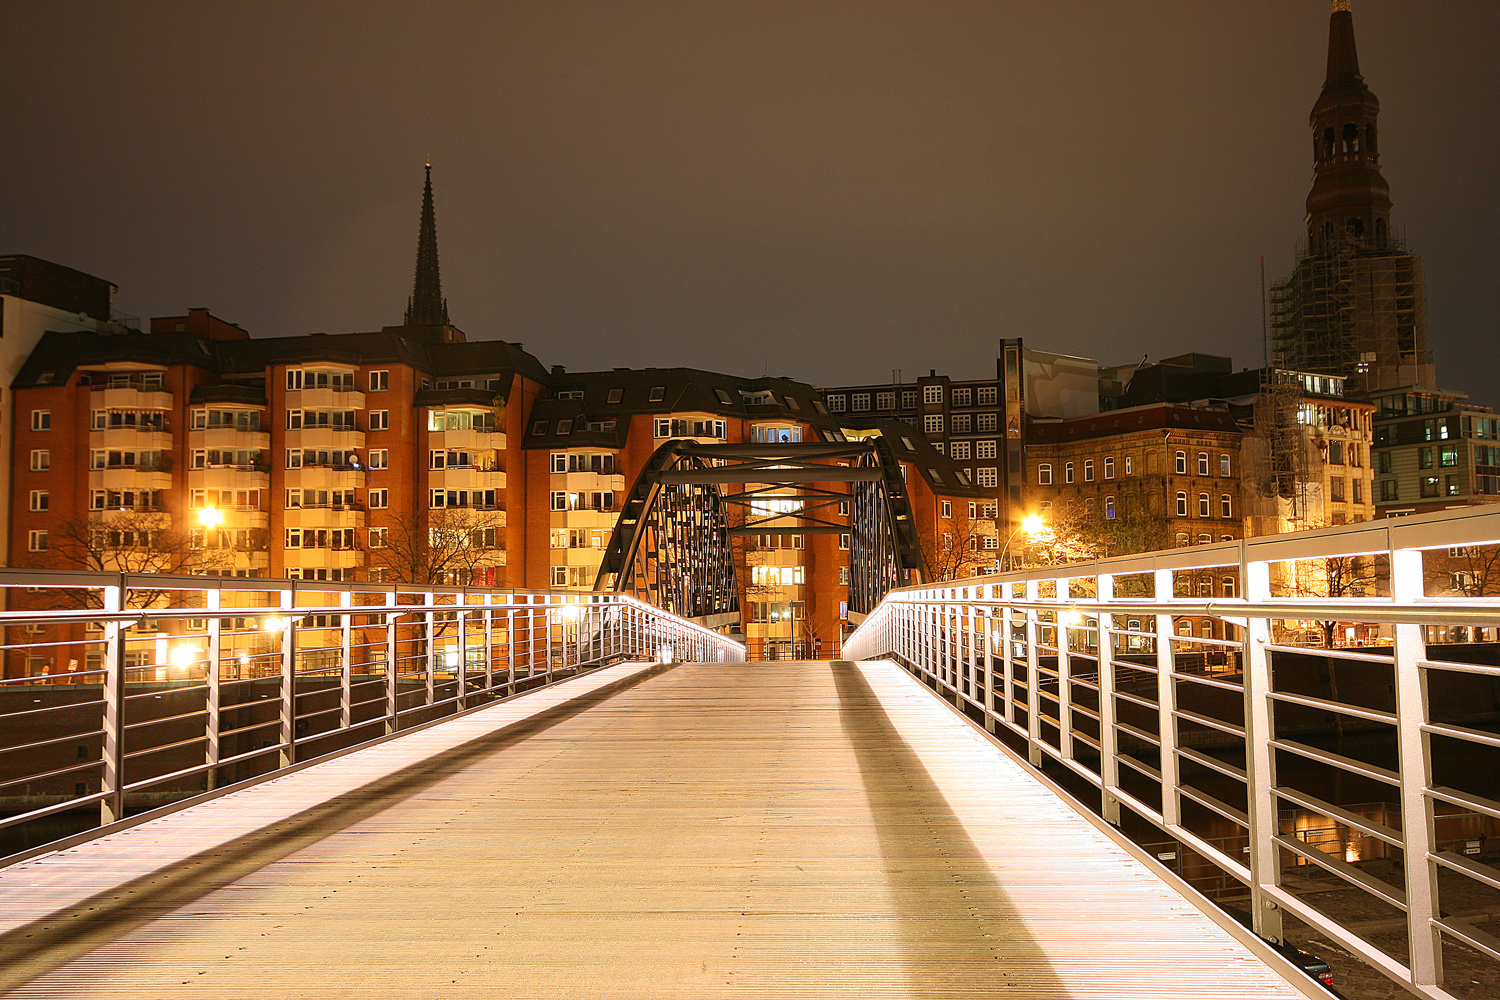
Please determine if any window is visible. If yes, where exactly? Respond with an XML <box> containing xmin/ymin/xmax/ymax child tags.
<box><xmin>368</xmin><ymin>527</ymin><xmax>388</xmax><ymax>548</ymax></box>
<box><xmin>950</xmin><ymin>413</ymin><xmax>971</xmax><ymax>433</ymax></box>
<box><xmin>369</xmin><ymin>410</ymin><xmax>389</xmax><ymax>431</ymax></box>
<box><xmin>551</xmin><ymin>566</ymin><xmax>568</xmax><ymax>587</ymax></box>
<box><xmin>654</xmin><ymin>418</ymin><xmax>671</xmax><ymax>438</ymax></box>
<box><xmin>1222</xmin><ymin>577</ymin><xmax>1236</xmax><ymax>598</ymax></box>
<box><xmin>839</xmin><ymin>567</ymin><xmax>850</xmax><ymax>586</ymax></box>
<box><xmin>1330</xmin><ymin>478</ymin><xmax>1345</xmax><ymax>502</ymax></box>
<box><xmin>28</xmin><ymin>530</ymin><xmax>48</xmax><ymax>552</ymax></box>
<box><xmin>1328</xmin><ymin>440</ymin><xmax>1344</xmax><ymax>465</ymax></box>
<box><xmin>1377</xmin><ymin>451</ymin><xmax>1392</xmax><ymax>474</ymax></box>
<box><xmin>1441</xmin><ymin>445</ymin><xmax>1459</xmax><ymax>467</ymax></box>
<box><xmin>369</xmin><ymin>370</ymin><xmax>389</xmax><ymax>391</ymax></box>
<box><xmin>1175</xmin><ymin>451</ymin><xmax>1187</xmax><ymax>474</ymax></box>
<box><xmin>1447</xmin><ymin>475</ymin><xmax>1461</xmax><ymax>497</ymax></box>
<box><xmin>941</xmin><ymin>500</ymin><xmax>952</xmax><ymax>519</ymax></box>
<box><xmin>1038</xmin><ymin>463</ymin><xmax>1052</xmax><ymax>485</ymax></box>
<box><xmin>551</xmin><ymin>491</ymin><xmax>568</xmax><ymax>511</ymax></box>
<box><xmin>950</xmin><ymin>388</ymin><xmax>971</xmax><ymax>407</ymax></box>
<box><xmin>901</xmin><ymin>390</ymin><xmax>918</xmax><ymax>409</ymax></box>
<box><xmin>976</xmin><ymin>467</ymin><xmax>998</xmax><ymax>487</ymax></box>
<box><xmin>1176</xmin><ymin>492</ymin><xmax>1188</xmax><ymax>516</ymax></box>
<box><xmin>1198</xmin><ymin>493</ymin><xmax>1209</xmax><ymax>517</ymax></box>
<box><xmin>29</xmin><ymin>490</ymin><xmax>48</xmax><ymax>512</ymax></box>
<box><xmin>1420</xmin><ymin>476</ymin><xmax>1440</xmax><ymax>498</ymax></box>
<box><xmin>369</xmin><ymin>489</ymin><xmax>388</xmax><ymax>509</ymax></box>
<box><xmin>1353</xmin><ymin>479</ymin><xmax>1363</xmax><ymax>504</ymax></box>
<box><xmin>1220</xmin><ymin>494</ymin><xmax>1232</xmax><ymax>518</ymax></box>
<box><xmin>1220</xmin><ymin>454</ymin><xmax>1231</xmax><ymax>476</ymax></box>
<box><xmin>1380</xmin><ymin>480</ymin><xmax>1398</xmax><ymax>501</ymax></box>
<box><xmin>1124</xmin><ymin>455</ymin><xmax>1133</xmax><ymax>476</ymax></box>
<box><xmin>30</xmin><ymin>450</ymin><xmax>49</xmax><ymax>472</ymax></box>
<box><xmin>975</xmin><ymin>412</ymin><xmax>998</xmax><ymax>432</ymax></box>
<box><xmin>839</xmin><ymin>533</ymin><xmax>850</xmax><ymax>550</ymax></box>
<box><xmin>31</xmin><ymin>410</ymin><xmax>50</xmax><ymax>431</ymax></box>
<box><xmin>975</xmin><ymin>440</ymin><xmax>997</xmax><ymax>460</ymax></box>
<box><xmin>1064</xmin><ymin>462</ymin><xmax>1074</xmax><ymax>484</ymax></box>
<box><xmin>1084</xmin><ymin>459</ymin><xmax>1094</xmax><ymax>482</ymax></box>
<box><xmin>850</xmin><ymin>392</ymin><xmax>871</xmax><ymax>412</ymax></box>
<box><xmin>1103</xmin><ymin>456</ymin><xmax>1115</xmax><ymax>480</ymax></box>
<box><xmin>827</xmin><ymin>394</ymin><xmax>846</xmax><ymax>412</ymax></box>
<box><xmin>368</xmin><ymin>449</ymin><xmax>388</xmax><ymax>470</ymax></box>
<box><xmin>923</xmin><ymin>415</ymin><xmax>943</xmax><ymax>434</ymax></box>
<box><xmin>950</xmin><ymin>441</ymin><xmax>970</xmax><ymax>460</ymax></box>
<box><xmin>923</xmin><ymin>385</ymin><xmax>942</xmax><ymax>404</ymax></box>
<box><xmin>1197</xmin><ymin>453</ymin><xmax>1209</xmax><ymax>476</ymax></box>
<box><xmin>1105</xmin><ymin>496</ymin><xmax>1116</xmax><ymax>518</ymax></box>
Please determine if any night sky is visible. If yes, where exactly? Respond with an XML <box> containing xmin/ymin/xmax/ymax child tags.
<box><xmin>4</xmin><ymin>2</ymin><xmax>1498</xmax><ymax>400</ymax></box>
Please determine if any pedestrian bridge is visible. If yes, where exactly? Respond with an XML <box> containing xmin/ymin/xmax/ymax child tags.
<box><xmin>0</xmin><ymin>659</ymin><xmax>1315</xmax><ymax>999</ymax></box>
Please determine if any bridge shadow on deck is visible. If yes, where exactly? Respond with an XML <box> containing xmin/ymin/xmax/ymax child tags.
<box><xmin>830</xmin><ymin>661</ymin><xmax>1071</xmax><ymax>994</ymax></box>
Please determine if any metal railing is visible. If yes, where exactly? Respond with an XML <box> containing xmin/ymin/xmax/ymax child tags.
<box><xmin>0</xmin><ymin>570</ymin><xmax>741</xmax><ymax>864</ymax></box>
<box><xmin>843</xmin><ymin>505</ymin><xmax>1500</xmax><ymax>1000</ymax></box>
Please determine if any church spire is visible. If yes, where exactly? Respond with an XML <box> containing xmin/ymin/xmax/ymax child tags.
<box><xmin>404</xmin><ymin>162</ymin><xmax>450</xmax><ymax>327</ymax></box>
<box><xmin>1305</xmin><ymin>0</ymin><xmax>1392</xmax><ymax>253</ymax></box>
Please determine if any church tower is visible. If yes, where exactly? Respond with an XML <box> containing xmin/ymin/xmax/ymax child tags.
<box><xmin>1270</xmin><ymin>1</ymin><xmax>1433</xmax><ymax>394</ymax></box>
<box><xmin>404</xmin><ymin>163</ymin><xmax>452</xmax><ymax>329</ymax></box>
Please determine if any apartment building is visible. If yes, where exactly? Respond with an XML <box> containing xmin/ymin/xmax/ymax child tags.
<box><xmin>1370</xmin><ymin>387</ymin><xmax>1500</xmax><ymax>516</ymax></box>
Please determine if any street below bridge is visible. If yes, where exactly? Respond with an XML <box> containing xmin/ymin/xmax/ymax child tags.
<box><xmin>0</xmin><ymin>660</ymin><xmax>1314</xmax><ymax>998</ymax></box>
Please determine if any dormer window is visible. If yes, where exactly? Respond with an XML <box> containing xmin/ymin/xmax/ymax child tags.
<box><xmin>649</xmin><ymin>386</ymin><xmax>665</xmax><ymax>402</ymax></box>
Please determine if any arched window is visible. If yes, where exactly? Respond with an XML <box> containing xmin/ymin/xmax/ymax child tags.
<box><xmin>1105</xmin><ymin>496</ymin><xmax>1116</xmax><ymax>518</ymax></box>
<box><xmin>1176</xmin><ymin>492</ymin><xmax>1188</xmax><ymax>516</ymax></box>
<box><xmin>1065</xmin><ymin>462</ymin><xmax>1075</xmax><ymax>484</ymax></box>
<box><xmin>1175</xmin><ymin>532</ymin><xmax>1189</xmax><ymax>547</ymax></box>
<box><xmin>1322</xmin><ymin>126</ymin><xmax>1336</xmax><ymax>159</ymax></box>
<box><xmin>1343</xmin><ymin>122</ymin><xmax>1360</xmax><ymax>154</ymax></box>
<box><xmin>1222</xmin><ymin>576</ymin><xmax>1236</xmax><ymax>598</ymax></box>
<box><xmin>1038</xmin><ymin>463</ymin><xmax>1052</xmax><ymax>485</ymax></box>
<box><xmin>1104</xmin><ymin>456</ymin><xmax>1115</xmax><ymax>479</ymax></box>
<box><xmin>1084</xmin><ymin>459</ymin><xmax>1094</xmax><ymax>482</ymax></box>
<box><xmin>1220</xmin><ymin>494</ymin><xmax>1232</xmax><ymax>518</ymax></box>
<box><xmin>1347</xmin><ymin>217</ymin><xmax>1365</xmax><ymax>238</ymax></box>
<box><xmin>1198</xmin><ymin>492</ymin><xmax>1210</xmax><ymax>517</ymax></box>
<box><xmin>1175</xmin><ymin>451</ymin><xmax>1187</xmax><ymax>474</ymax></box>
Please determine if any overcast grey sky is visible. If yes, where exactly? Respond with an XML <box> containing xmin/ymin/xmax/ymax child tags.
<box><xmin>3</xmin><ymin>1</ymin><xmax>1497</xmax><ymax>399</ymax></box>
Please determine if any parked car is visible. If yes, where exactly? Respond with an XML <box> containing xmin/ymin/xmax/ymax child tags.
<box><xmin>1224</xmin><ymin>908</ymin><xmax>1343</xmax><ymax>996</ymax></box>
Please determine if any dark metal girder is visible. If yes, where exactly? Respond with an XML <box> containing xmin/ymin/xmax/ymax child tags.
<box><xmin>660</xmin><ymin>468</ymin><xmax>881</xmax><ymax>485</ymax></box>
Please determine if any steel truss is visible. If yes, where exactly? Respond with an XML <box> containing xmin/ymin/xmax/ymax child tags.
<box><xmin>595</xmin><ymin>439</ymin><xmax>923</xmax><ymax>621</ymax></box>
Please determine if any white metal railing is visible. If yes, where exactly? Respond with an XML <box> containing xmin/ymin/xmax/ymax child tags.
<box><xmin>843</xmin><ymin>505</ymin><xmax>1500</xmax><ymax>999</ymax></box>
<box><xmin>0</xmin><ymin>571</ymin><xmax>742</xmax><ymax>865</ymax></box>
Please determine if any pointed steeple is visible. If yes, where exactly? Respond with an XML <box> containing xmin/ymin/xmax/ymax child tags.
<box><xmin>1305</xmin><ymin>0</ymin><xmax>1392</xmax><ymax>253</ymax></box>
<box><xmin>405</xmin><ymin>162</ymin><xmax>451</xmax><ymax>327</ymax></box>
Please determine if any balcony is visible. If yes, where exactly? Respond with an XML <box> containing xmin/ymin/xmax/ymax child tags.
<box><xmin>283</xmin><ymin>504</ymin><xmax>367</xmax><ymax>530</ymax></box>
<box><xmin>94</xmin><ymin>384</ymin><xmax>172</xmax><ymax>410</ymax></box>
<box><xmin>285</xmin><ymin>465</ymin><xmax>366</xmax><ymax>491</ymax></box>
<box><xmin>92</xmin><ymin>427</ymin><xmax>172</xmax><ymax>453</ymax></box>
<box><xmin>189</xmin><ymin>466</ymin><xmax>269</xmax><ymax>494</ymax></box>
<box><xmin>285</xmin><ymin>426</ymin><xmax>366</xmax><ymax>451</ymax></box>
<box><xmin>430</xmin><ymin>465</ymin><xmax>506</xmax><ymax>492</ymax></box>
<box><xmin>291</xmin><ymin>386</ymin><xmax>365</xmax><ymax>410</ymax></box>
<box><xmin>286</xmin><ymin>547</ymin><xmax>364</xmax><ymax>571</ymax></box>
<box><xmin>89</xmin><ymin>466</ymin><xmax>171</xmax><ymax>493</ymax></box>
<box><xmin>429</xmin><ymin>427</ymin><xmax>504</xmax><ymax>453</ymax></box>
<box><xmin>192</xmin><ymin>427</ymin><xmax>270</xmax><ymax>451</ymax></box>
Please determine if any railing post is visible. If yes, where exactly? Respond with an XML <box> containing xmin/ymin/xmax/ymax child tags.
<box><xmin>1097</xmin><ymin>572</ymin><xmax>1120</xmax><ymax>825</ymax></box>
<box><xmin>384</xmin><ymin>587</ymin><xmax>399</xmax><ymax>734</ymax></box>
<box><xmin>483</xmin><ymin>593</ymin><xmax>495</xmax><ymax>696</ymax></box>
<box><xmin>279</xmin><ymin>586</ymin><xmax>296</xmax><ymax>768</ymax></box>
<box><xmin>505</xmin><ymin>604</ymin><xmax>517</xmax><ymax>693</ymax></box>
<box><xmin>1242</xmin><ymin>558</ymin><xmax>1283</xmax><ymax>946</ymax></box>
<box><xmin>423</xmin><ymin>590</ymin><xmax>436</xmax><ymax>709</ymax></box>
<box><xmin>1391</xmin><ymin>545</ymin><xmax>1442</xmax><ymax>987</ymax></box>
<box><xmin>1057</xmin><ymin>575</ymin><xmax>1074</xmax><ymax>761</ymax></box>
<box><xmin>100</xmin><ymin>578</ymin><xmax>127</xmax><ymax>826</ymax></box>
<box><xmin>338</xmin><ymin>589</ymin><xmax>353</xmax><ymax>730</ymax></box>
<box><xmin>456</xmin><ymin>602</ymin><xmax>469</xmax><ymax>711</ymax></box>
<box><xmin>1025</xmin><ymin>578</ymin><xmax>1042</xmax><ymax>767</ymax></box>
<box><xmin>204</xmin><ymin>586</ymin><xmax>222</xmax><ymax>791</ymax></box>
<box><xmin>1154</xmin><ymin>568</ymin><xmax>1180</xmax><ymax>830</ymax></box>
<box><xmin>983</xmin><ymin>584</ymin><xmax>998</xmax><ymax>734</ymax></box>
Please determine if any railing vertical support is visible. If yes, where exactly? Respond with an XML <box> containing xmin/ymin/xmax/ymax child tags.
<box><xmin>456</xmin><ymin>605</ymin><xmax>470</xmax><ymax>712</ymax></box>
<box><xmin>1097</xmin><ymin>573</ymin><xmax>1120</xmax><ymax>825</ymax></box>
<box><xmin>279</xmin><ymin>587</ymin><xmax>296</xmax><ymax>768</ymax></box>
<box><xmin>1392</xmin><ymin>545</ymin><xmax>1442</xmax><ymax>988</ymax></box>
<box><xmin>204</xmin><ymin>586</ymin><xmax>222</xmax><ymax>791</ymax></box>
<box><xmin>1025</xmin><ymin>579</ymin><xmax>1042</xmax><ymax>767</ymax></box>
<box><xmin>1154</xmin><ymin>568</ymin><xmax>1180</xmax><ymax>830</ymax></box>
<box><xmin>1242</xmin><ymin>558</ymin><xmax>1283</xmax><ymax>946</ymax></box>
<box><xmin>339</xmin><ymin>589</ymin><xmax>353</xmax><ymax>730</ymax></box>
<box><xmin>100</xmin><ymin>578</ymin><xmax>127</xmax><ymax>826</ymax></box>
<box><xmin>423</xmin><ymin>591</ymin><xmax>436</xmax><ymax>709</ymax></box>
<box><xmin>983</xmin><ymin>584</ymin><xmax>998</xmax><ymax>734</ymax></box>
<box><xmin>1057</xmin><ymin>575</ymin><xmax>1074</xmax><ymax>760</ymax></box>
<box><xmin>483</xmin><ymin>594</ymin><xmax>495</xmax><ymax>697</ymax></box>
<box><xmin>384</xmin><ymin>587</ymin><xmax>399</xmax><ymax>735</ymax></box>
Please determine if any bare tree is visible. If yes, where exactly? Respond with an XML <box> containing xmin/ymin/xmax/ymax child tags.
<box><xmin>919</xmin><ymin>518</ymin><xmax>990</xmax><ymax>582</ymax></box>
<box><xmin>365</xmin><ymin>506</ymin><xmax>506</xmax><ymax>587</ymax></box>
<box><xmin>23</xmin><ymin>512</ymin><xmax>230</xmax><ymax>609</ymax></box>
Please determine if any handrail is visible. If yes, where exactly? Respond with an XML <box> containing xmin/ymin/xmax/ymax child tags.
<box><xmin>843</xmin><ymin>505</ymin><xmax>1500</xmax><ymax>1000</ymax></box>
<box><xmin>0</xmin><ymin>573</ymin><xmax>742</xmax><ymax>868</ymax></box>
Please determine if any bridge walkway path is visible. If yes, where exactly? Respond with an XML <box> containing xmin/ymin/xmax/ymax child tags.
<box><xmin>0</xmin><ymin>660</ymin><xmax>1314</xmax><ymax>998</ymax></box>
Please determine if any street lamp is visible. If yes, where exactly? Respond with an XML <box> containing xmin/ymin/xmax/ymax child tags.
<box><xmin>999</xmin><ymin>514</ymin><xmax>1046</xmax><ymax>571</ymax></box>
<box><xmin>198</xmin><ymin>506</ymin><xmax>223</xmax><ymax>528</ymax></box>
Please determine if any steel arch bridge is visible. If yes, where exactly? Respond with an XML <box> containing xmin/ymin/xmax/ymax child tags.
<box><xmin>594</xmin><ymin>439</ymin><xmax>924</xmax><ymax>624</ymax></box>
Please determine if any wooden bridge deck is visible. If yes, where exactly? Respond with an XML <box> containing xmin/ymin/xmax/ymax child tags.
<box><xmin>0</xmin><ymin>660</ymin><xmax>1315</xmax><ymax>998</ymax></box>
